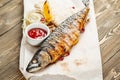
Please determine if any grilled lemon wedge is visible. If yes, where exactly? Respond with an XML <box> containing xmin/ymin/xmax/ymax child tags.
<box><xmin>43</xmin><ymin>1</ymin><xmax>52</xmax><ymax>23</ymax></box>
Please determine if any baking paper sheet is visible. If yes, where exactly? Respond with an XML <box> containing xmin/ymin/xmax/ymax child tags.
<box><xmin>19</xmin><ymin>0</ymin><xmax>103</xmax><ymax>80</ymax></box>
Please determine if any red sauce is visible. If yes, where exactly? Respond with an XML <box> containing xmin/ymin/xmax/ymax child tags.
<box><xmin>28</xmin><ymin>28</ymin><xmax>47</xmax><ymax>39</ymax></box>
<box><xmin>59</xmin><ymin>57</ymin><xmax>64</xmax><ymax>61</ymax></box>
<box><xmin>59</xmin><ymin>52</ymin><xmax>70</xmax><ymax>61</ymax></box>
<box><xmin>64</xmin><ymin>52</ymin><xmax>70</xmax><ymax>57</ymax></box>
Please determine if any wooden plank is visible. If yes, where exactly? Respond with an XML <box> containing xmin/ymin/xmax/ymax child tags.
<box><xmin>0</xmin><ymin>0</ymin><xmax>23</xmax><ymax>36</ymax></box>
<box><xmin>94</xmin><ymin>0</ymin><xmax>120</xmax><ymax>79</ymax></box>
<box><xmin>0</xmin><ymin>0</ymin><xmax>11</xmax><ymax>8</ymax></box>
<box><xmin>104</xmin><ymin>50</ymin><xmax>120</xmax><ymax>80</ymax></box>
<box><xmin>0</xmin><ymin>22</ymin><xmax>25</xmax><ymax>80</ymax></box>
<box><xmin>0</xmin><ymin>1</ymin><xmax>24</xmax><ymax>79</ymax></box>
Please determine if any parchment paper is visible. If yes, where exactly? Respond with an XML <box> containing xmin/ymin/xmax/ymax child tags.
<box><xmin>19</xmin><ymin>0</ymin><xmax>103</xmax><ymax>80</ymax></box>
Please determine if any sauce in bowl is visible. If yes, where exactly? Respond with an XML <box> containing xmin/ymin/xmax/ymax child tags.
<box><xmin>25</xmin><ymin>22</ymin><xmax>50</xmax><ymax>46</ymax></box>
<box><xmin>28</xmin><ymin>28</ymin><xmax>47</xmax><ymax>39</ymax></box>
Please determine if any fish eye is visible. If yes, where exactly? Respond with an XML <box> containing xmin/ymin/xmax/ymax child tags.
<box><xmin>32</xmin><ymin>59</ymin><xmax>37</xmax><ymax>64</ymax></box>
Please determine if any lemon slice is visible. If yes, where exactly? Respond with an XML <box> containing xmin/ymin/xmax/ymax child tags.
<box><xmin>43</xmin><ymin>1</ymin><xmax>52</xmax><ymax>23</ymax></box>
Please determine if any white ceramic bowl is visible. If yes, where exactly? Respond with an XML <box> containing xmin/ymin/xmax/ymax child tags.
<box><xmin>25</xmin><ymin>22</ymin><xmax>50</xmax><ymax>46</ymax></box>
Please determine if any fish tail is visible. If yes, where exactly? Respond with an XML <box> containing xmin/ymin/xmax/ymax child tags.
<box><xmin>79</xmin><ymin>7</ymin><xmax>89</xmax><ymax>32</ymax></box>
<box><xmin>72</xmin><ymin>7</ymin><xmax>89</xmax><ymax>32</ymax></box>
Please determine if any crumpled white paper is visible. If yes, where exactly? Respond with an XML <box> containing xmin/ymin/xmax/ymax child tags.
<box><xmin>19</xmin><ymin>0</ymin><xmax>103</xmax><ymax>80</ymax></box>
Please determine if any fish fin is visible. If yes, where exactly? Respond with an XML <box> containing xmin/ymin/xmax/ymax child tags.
<box><xmin>82</xmin><ymin>0</ymin><xmax>89</xmax><ymax>7</ymax></box>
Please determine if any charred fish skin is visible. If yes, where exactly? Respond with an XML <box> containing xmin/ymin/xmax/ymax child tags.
<box><xmin>26</xmin><ymin>7</ymin><xmax>90</xmax><ymax>73</ymax></box>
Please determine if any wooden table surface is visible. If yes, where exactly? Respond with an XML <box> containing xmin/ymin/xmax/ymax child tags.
<box><xmin>0</xmin><ymin>0</ymin><xmax>120</xmax><ymax>80</ymax></box>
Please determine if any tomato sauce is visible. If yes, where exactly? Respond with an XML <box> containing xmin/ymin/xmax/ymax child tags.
<box><xmin>28</xmin><ymin>28</ymin><xmax>47</xmax><ymax>39</ymax></box>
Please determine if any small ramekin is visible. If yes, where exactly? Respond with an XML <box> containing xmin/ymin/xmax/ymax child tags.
<box><xmin>25</xmin><ymin>22</ymin><xmax>50</xmax><ymax>46</ymax></box>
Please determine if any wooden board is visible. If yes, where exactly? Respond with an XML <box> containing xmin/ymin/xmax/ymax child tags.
<box><xmin>0</xmin><ymin>0</ymin><xmax>120</xmax><ymax>80</ymax></box>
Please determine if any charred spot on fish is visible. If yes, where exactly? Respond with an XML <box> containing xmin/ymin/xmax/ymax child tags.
<box><xmin>47</xmin><ymin>22</ymin><xmax>54</xmax><ymax>26</ymax></box>
<box><xmin>60</xmin><ymin>45</ymin><xmax>66</xmax><ymax>53</ymax></box>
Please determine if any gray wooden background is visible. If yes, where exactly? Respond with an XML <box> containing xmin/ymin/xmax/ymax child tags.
<box><xmin>0</xmin><ymin>0</ymin><xmax>120</xmax><ymax>80</ymax></box>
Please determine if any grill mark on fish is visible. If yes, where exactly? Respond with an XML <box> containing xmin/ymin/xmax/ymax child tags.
<box><xmin>58</xmin><ymin>37</ymin><xmax>70</xmax><ymax>52</ymax></box>
<box><xmin>68</xmin><ymin>32</ymin><xmax>78</xmax><ymax>42</ymax></box>
<box><xmin>48</xmin><ymin>41</ymin><xmax>63</xmax><ymax>55</ymax></box>
<box><xmin>49</xmin><ymin>41</ymin><xmax>64</xmax><ymax>62</ymax></box>
<box><xmin>26</xmin><ymin>7</ymin><xmax>90</xmax><ymax>72</ymax></box>
<box><xmin>45</xmin><ymin>49</ymin><xmax>53</xmax><ymax>60</ymax></box>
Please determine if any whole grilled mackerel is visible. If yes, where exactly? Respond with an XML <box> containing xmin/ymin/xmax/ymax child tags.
<box><xmin>26</xmin><ymin>7</ymin><xmax>90</xmax><ymax>73</ymax></box>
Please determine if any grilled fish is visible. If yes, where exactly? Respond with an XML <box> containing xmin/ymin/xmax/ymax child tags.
<box><xmin>26</xmin><ymin>7</ymin><xmax>90</xmax><ymax>73</ymax></box>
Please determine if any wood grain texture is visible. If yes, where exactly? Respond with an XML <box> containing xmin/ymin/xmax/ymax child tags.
<box><xmin>94</xmin><ymin>0</ymin><xmax>120</xmax><ymax>80</ymax></box>
<box><xmin>0</xmin><ymin>0</ymin><xmax>120</xmax><ymax>80</ymax></box>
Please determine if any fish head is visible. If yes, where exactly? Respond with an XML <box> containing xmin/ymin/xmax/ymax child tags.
<box><xmin>26</xmin><ymin>50</ymin><xmax>51</xmax><ymax>73</ymax></box>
